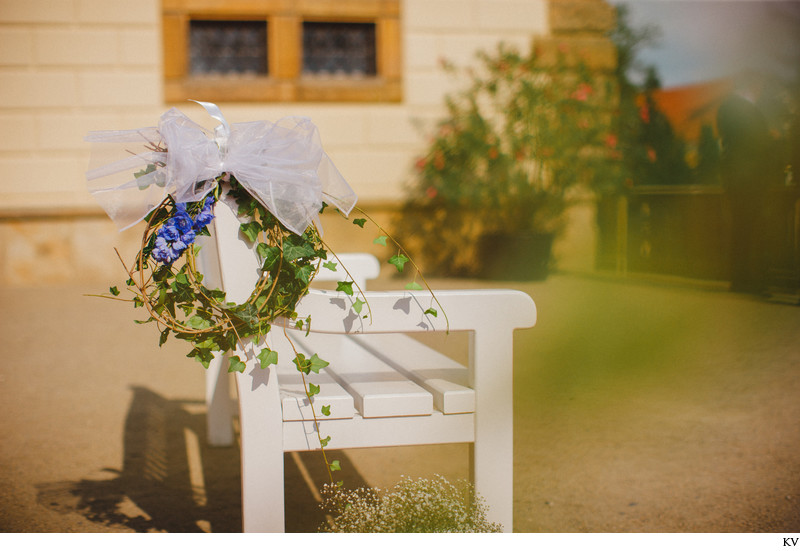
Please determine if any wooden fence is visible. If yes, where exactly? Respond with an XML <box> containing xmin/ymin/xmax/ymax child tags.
<box><xmin>596</xmin><ymin>185</ymin><xmax>800</xmax><ymax>296</ymax></box>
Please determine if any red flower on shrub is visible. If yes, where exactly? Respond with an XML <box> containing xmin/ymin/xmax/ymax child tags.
<box><xmin>434</xmin><ymin>150</ymin><xmax>445</xmax><ymax>170</ymax></box>
<box><xmin>639</xmin><ymin>104</ymin><xmax>650</xmax><ymax>124</ymax></box>
<box><xmin>571</xmin><ymin>83</ymin><xmax>593</xmax><ymax>102</ymax></box>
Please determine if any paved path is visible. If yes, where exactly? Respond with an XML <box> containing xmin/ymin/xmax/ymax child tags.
<box><xmin>1</xmin><ymin>275</ymin><xmax>798</xmax><ymax>532</ymax></box>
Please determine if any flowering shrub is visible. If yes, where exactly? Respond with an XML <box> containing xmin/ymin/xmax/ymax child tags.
<box><xmin>396</xmin><ymin>43</ymin><xmax>617</xmax><ymax>276</ymax></box>
<box><xmin>319</xmin><ymin>475</ymin><xmax>502</xmax><ymax>533</ymax></box>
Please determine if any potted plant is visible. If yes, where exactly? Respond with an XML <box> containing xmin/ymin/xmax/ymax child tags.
<box><xmin>398</xmin><ymin>43</ymin><xmax>616</xmax><ymax>280</ymax></box>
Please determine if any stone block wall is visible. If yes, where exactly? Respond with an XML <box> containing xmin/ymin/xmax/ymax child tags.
<box><xmin>0</xmin><ymin>0</ymin><xmax>614</xmax><ymax>286</ymax></box>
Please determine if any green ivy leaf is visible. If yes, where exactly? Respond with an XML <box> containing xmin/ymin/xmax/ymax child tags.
<box><xmin>308</xmin><ymin>383</ymin><xmax>320</xmax><ymax>397</ymax></box>
<box><xmin>405</xmin><ymin>281</ymin><xmax>423</xmax><ymax>291</ymax></box>
<box><xmin>323</xmin><ymin>261</ymin><xmax>337</xmax><ymax>271</ymax></box>
<box><xmin>109</xmin><ymin>286</ymin><xmax>120</xmax><ymax>296</ymax></box>
<box><xmin>329</xmin><ymin>459</ymin><xmax>342</xmax><ymax>472</ymax></box>
<box><xmin>134</xmin><ymin>163</ymin><xmax>156</xmax><ymax>180</ymax></box>
<box><xmin>256</xmin><ymin>243</ymin><xmax>281</xmax><ymax>267</ymax></box>
<box><xmin>389</xmin><ymin>254</ymin><xmax>409</xmax><ymax>272</ymax></box>
<box><xmin>187</xmin><ymin>315</ymin><xmax>212</xmax><ymax>329</ymax></box>
<box><xmin>353</xmin><ymin>298</ymin><xmax>365</xmax><ymax>314</ymax></box>
<box><xmin>295</xmin><ymin>263</ymin><xmax>314</xmax><ymax>285</ymax></box>
<box><xmin>320</xmin><ymin>435</ymin><xmax>331</xmax><ymax>447</ymax></box>
<box><xmin>352</xmin><ymin>218</ymin><xmax>366</xmax><ymax>228</ymax></box>
<box><xmin>159</xmin><ymin>328</ymin><xmax>169</xmax><ymax>346</ymax></box>
<box><xmin>189</xmin><ymin>347</ymin><xmax>214</xmax><ymax>369</ymax></box>
<box><xmin>240</xmin><ymin>221</ymin><xmax>261</xmax><ymax>243</ymax></box>
<box><xmin>236</xmin><ymin>192</ymin><xmax>255</xmax><ymax>217</ymax></box>
<box><xmin>205</xmin><ymin>287</ymin><xmax>227</xmax><ymax>302</ymax></box>
<box><xmin>424</xmin><ymin>308</ymin><xmax>438</xmax><ymax>317</ymax></box>
<box><xmin>336</xmin><ymin>281</ymin><xmax>354</xmax><ymax>296</ymax></box>
<box><xmin>293</xmin><ymin>353</ymin><xmax>310</xmax><ymax>374</ymax></box>
<box><xmin>228</xmin><ymin>355</ymin><xmax>246</xmax><ymax>373</ymax></box>
<box><xmin>321</xmin><ymin>405</ymin><xmax>331</xmax><ymax>416</ymax></box>
<box><xmin>373</xmin><ymin>235</ymin><xmax>388</xmax><ymax>246</ymax></box>
<box><xmin>283</xmin><ymin>237</ymin><xmax>316</xmax><ymax>262</ymax></box>
<box><xmin>308</xmin><ymin>353</ymin><xmax>329</xmax><ymax>374</ymax></box>
<box><xmin>257</xmin><ymin>348</ymin><xmax>278</xmax><ymax>368</ymax></box>
<box><xmin>193</xmin><ymin>337</ymin><xmax>220</xmax><ymax>351</ymax></box>
<box><xmin>222</xmin><ymin>303</ymin><xmax>260</xmax><ymax>330</ymax></box>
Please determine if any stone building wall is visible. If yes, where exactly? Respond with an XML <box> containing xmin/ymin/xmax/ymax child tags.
<box><xmin>0</xmin><ymin>0</ymin><xmax>615</xmax><ymax>286</ymax></box>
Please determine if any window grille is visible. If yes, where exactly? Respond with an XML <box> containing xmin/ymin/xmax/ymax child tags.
<box><xmin>190</xmin><ymin>20</ymin><xmax>268</xmax><ymax>76</ymax></box>
<box><xmin>163</xmin><ymin>0</ymin><xmax>401</xmax><ymax>102</ymax></box>
<box><xmin>302</xmin><ymin>22</ymin><xmax>376</xmax><ymax>77</ymax></box>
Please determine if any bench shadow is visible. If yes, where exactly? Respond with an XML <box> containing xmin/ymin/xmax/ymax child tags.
<box><xmin>36</xmin><ymin>386</ymin><xmax>369</xmax><ymax>533</ymax></box>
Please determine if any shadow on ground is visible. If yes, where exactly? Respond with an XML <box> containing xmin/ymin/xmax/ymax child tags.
<box><xmin>35</xmin><ymin>386</ymin><xmax>367</xmax><ymax>533</ymax></box>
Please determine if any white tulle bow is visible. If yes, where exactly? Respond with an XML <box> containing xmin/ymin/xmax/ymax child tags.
<box><xmin>85</xmin><ymin>101</ymin><xmax>357</xmax><ymax>234</ymax></box>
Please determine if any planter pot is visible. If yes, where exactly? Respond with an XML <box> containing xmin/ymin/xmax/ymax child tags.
<box><xmin>477</xmin><ymin>231</ymin><xmax>554</xmax><ymax>281</ymax></box>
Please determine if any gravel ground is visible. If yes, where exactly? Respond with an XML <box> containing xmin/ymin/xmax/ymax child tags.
<box><xmin>1</xmin><ymin>274</ymin><xmax>798</xmax><ymax>533</ymax></box>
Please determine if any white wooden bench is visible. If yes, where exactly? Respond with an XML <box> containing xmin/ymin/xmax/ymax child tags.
<box><xmin>197</xmin><ymin>197</ymin><xmax>537</xmax><ymax>532</ymax></box>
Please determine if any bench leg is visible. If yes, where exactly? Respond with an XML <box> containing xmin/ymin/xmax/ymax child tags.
<box><xmin>471</xmin><ymin>332</ymin><xmax>514</xmax><ymax>532</ymax></box>
<box><xmin>206</xmin><ymin>352</ymin><xmax>235</xmax><ymax>446</ymax></box>
<box><xmin>235</xmin><ymin>348</ymin><xmax>286</xmax><ymax>533</ymax></box>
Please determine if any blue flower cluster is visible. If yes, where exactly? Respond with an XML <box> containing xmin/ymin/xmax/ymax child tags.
<box><xmin>151</xmin><ymin>195</ymin><xmax>216</xmax><ymax>265</ymax></box>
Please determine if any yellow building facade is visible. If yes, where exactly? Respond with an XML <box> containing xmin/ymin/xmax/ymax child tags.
<box><xmin>0</xmin><ymin>0</ymin><xmax>615</xmax><ymax>286</ymax></box>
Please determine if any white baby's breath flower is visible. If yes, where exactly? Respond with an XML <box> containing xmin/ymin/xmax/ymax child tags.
<box><xmin>319</xmin><ymin>475</ymin><xmax>502</xmax><ymax>533</ymax></box>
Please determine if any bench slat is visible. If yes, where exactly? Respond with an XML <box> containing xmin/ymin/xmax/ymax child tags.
<box><xmin>291</xmin><ymin>331</ymin><xmax>434</xmax><ymax>418</ymax></box>
<box><xmin>277</xmin><ymin>366</ymin><xmax>356</xmax><ymax>421</ymax></box>
<box><xmin>270</xmin><ymin>335</ymin><xmax>355</xmax><ymax>421</ymax></box>
<box><xmin>350</xmin><ymin>334</ymin><xmax>475</xmax><ymax>414</ymax></box>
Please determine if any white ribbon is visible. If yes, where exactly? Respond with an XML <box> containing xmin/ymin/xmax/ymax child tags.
<box><xmin>85</xmin><ymin>102</ymin><xmax>357</xmax><ymax>235</ymax></box>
